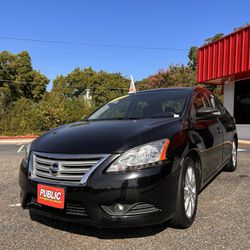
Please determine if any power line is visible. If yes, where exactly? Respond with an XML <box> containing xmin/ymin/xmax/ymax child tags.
<box><xmin>0</xmin><ymin>35</ymin><xmax>189</xmax><ymax>51</ymax></box>
<box><xmin>0</xmin><ymin>79</ymin><xmax>129</xmax><ymax>90</ymax></box>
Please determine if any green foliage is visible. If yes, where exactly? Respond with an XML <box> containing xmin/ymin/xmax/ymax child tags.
<box><xmin>0</xmin><ymin>100</ymin><xmax>4</xmax><ymax>132</ymax></box>
<box><xmin>188</xmin><ymin>46</ymin><xmax>198</xmax><ymax>70</ymax></box>
<box><xmin>204</xmin><ymin>33</ymin><xmax>224</xmax><ymax>45</ymax></box>
<box><xmin>37</xmin><ymin>91</ymin><xmax>66</xmax><ymax>131</ymax></box>
<box><xmin>0</xmin><ymin>29</ymin><xmax>230</xmax><ymax>135</ymax></box>
<box><xmin>90</xmin><ymin>71</ymin><xmax>129</xmax><ymax>106</ymax></box>
<box><xmin>37</xmin><ymin>91</ymin><xmax>93</xmax><ymax>131</ymax></box>
<box><xmin>0</xmin><ymin>98</ymin><xmax>39</xmax><ymax>135</ymax></box>
<box><xmin>137</xmin><ymin>32</ymin><xmax>227</xmax><ymax>93</ymax></box>
<box><xmin>0</xmin><ymin>51</ymin><xmax>49</xmax><ymax>112</ymax></box>
<box><xmin>138</xmin><ymin>64</ymin><xmax>197</xmax><ymax>90</ymax></box>
<box><xmin>53</xmin><ymin>68</ymin><xmax>130</xmax><ymax>107</ymax></box>
<box><xmin>0</xmin><ymin>51</ymin><xmax>129</xmax><ymax>135</ymax></box>
<box><xmin>0</xmin><ymin>93</ymin><xmax>94</xmax><ymax>135</ymax></box>
<box><xmin>53</xmin><ymin>67</ymin><xmax>95</xmax><ymax>97</ymax></box>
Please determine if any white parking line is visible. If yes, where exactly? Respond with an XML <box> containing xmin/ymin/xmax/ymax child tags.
<box><xmin>238</xmin><ymin>148</ymin><xmax>247</xmax><ymax>152</ymax></box>
<box><xmin>10</xmin><ymin>203</ymin><xmax>21</xmax><ymax>207</ymax></box>
<box><xmin>17</xmin><ymin>144</ymin><xmax>25</xmax><ymax>153</ymax></box>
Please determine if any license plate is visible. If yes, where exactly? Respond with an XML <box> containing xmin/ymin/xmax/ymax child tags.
<box><xmin>37</xmin><ymin>184</ymin><xmax>65</xmax><ymax>209</ymax></box>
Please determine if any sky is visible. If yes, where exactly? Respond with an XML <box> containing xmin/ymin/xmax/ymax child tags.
<box><xmin>0</xmin><ymin>0</ymin><xmax>249</xmax><ymax>90</ymax></box>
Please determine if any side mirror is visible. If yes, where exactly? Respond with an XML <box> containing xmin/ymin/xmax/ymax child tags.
<box><xmin>196</xmin><ymin>107</ymin><xmax>221</xmax><ymax>119</ymax></box>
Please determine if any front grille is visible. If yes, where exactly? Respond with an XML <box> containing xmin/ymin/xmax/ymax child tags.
<box><xmin>30</xmin><ymin>197</ymin><xmax>88</xmax><ymax>217</ymax></box>
<box><xmin>32</xmin><ymin>153</ymin><xmax>103</xmax><ymax>184</ymax></box>
<box><xmin>125</xmin><ymin>203</ymin><xmax>160</xmax><ymax>216</ymax></box>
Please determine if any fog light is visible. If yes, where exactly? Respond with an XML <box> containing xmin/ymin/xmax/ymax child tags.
<box><xmin>115</xmin><ymin>203</ymin><xmax>124</xmax><ymax>211</ymax></box>
<box><xmin>102</xmin><ymin>202</ymin><xmax>160</xmax><ymax>217</ymax></box>
<box><xmin>101</xmin><ymin>203</ymin><xmax>131</xmax><ymax>216</ymax></box>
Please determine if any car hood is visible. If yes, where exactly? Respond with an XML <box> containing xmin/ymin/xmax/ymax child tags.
<box><xmin>31</xmin><ymin>118</ymin><xmax>181</xmax><ymax>154</ymax></box>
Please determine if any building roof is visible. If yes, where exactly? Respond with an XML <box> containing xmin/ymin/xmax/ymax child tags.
<box><xmin>197</xmin><ymin>25</ymin><xmax>250</xmax><ymax>85</ymax></box>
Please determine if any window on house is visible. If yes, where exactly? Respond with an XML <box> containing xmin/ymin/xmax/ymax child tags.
<box><xmin>234</xmin><ymin>79</ymin><xmax>250</xmax><ymax>124</ymax></box>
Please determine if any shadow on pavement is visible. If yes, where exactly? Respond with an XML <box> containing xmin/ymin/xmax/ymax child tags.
<box><xmin>30</xmin><ymin>213</ymin><xmax>168</xmax><ymax>239</ymax></box>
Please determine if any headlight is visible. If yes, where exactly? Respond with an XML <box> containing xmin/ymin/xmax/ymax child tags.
<box><xmin>106</xmin><ymin>139</ymin><xmax>170</xmax><ymax>173</ymax></box>
<box><xmin>23</xmin><ymin>143</ymin><xmax>31</xmax><ymax>162</ymax></box>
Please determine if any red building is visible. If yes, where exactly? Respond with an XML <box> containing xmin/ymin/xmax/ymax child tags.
<box><xmin>198</xmin><ymin>25</ymin><xmax>250</xmax><ymax>139</ymax></box>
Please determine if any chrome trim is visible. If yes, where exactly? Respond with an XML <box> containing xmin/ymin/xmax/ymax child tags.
<box><xmin>29</xmin><ymin>151</ymin><xmax>110</xmax><ymax>186</ymax></box>
<box><xmin>80</xmin><ymin>154</ymin><xmax>111</xmax><ymax>186</ymax></box>
<box><xmin>32</xmin><ymin>151</ymin><xmax>107</xmax><ymax>159</ymax></box>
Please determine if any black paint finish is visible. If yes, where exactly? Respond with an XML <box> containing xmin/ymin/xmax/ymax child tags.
<box><xmin>19</xmin><ymin>87</ymin><xmax>237</xmax><ymax>227</ymax></box>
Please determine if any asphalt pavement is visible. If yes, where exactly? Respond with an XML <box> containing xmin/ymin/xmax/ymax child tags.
<box><xmin>0</xmin><ymin>143</ymin><xmax>249</xmax><ymax>250</ymax></box>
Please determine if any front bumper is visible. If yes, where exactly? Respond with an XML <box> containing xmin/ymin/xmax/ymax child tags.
<box><xmin>19</xmin><ymin>155</ymin><xmax>180</xmax><ymax>228</ymax></box>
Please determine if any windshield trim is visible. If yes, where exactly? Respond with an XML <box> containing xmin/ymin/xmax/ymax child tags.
<box><xmin>87</xmin><ymin>115</ymin><xmax>182</xmax><ymax>121</ymax></box>
<box><xmin>87</xmin><ymin>90</ymin><xmax>191</xmax><ymax>121</ymax></box>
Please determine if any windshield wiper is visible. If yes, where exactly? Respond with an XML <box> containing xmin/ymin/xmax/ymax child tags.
<box><xmin>150</xmin><ymin>113</ymin><xmax>180</xmax><ymax>118</ymax></box>
<box><xmin>127</xmin><ymin>116</ymin><xmax>143</xmax><ymax>120</ymax></box>
<box><xmin>89</xmin><ymin>115</ymin><xmax>179</xmax><ymax>121</ymax></box>
<box><xmin>107</xmin><ymin>117</ymin><xmax>141</xmax><ymax>120</ymax></box>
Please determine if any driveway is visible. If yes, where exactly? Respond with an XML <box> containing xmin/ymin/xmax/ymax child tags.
<box><xmin>0</xmin><ymin>143</ymin><xmax>249</xmax><ymax>249</ymax></box>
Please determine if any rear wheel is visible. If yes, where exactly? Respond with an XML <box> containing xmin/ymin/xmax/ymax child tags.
<box><xmin>169</xmin><ymin>157</ymin><xmax>198</xmax><ymax>229</ymax></box>
<box><xmin>224</xmin><ymin>139</ymin><xmax>237</xmax><ymax>172</ymax></box>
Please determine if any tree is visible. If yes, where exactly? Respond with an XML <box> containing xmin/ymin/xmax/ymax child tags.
<box><xmin>138</xmin><ymin>64</ymin><xmax>197</xmax><ymax>90</ymax></box>
<box><xmin>37</xmin><ymin>91</ymin><xmax>93</xmax><ymax>131</ymax></box>
<box><xmin>204</xmin><ymin>33</ymin><xmax>224</xmax><ymax>45</ymax></box>
<box><xmin>90</xmin><ymin>71</ymin><xmax>129</xmax><ymax>106</ymax></box>
<box><xmin>3</xmin><ymin>98</ymin><xmax>39</xmax><ymax>134</ymax></box>
<box><xmin>0</xmin><ymin>51</ymin><xmax>49</xmax><ymax>111</ymax></box>
<box><xmin>53</xmin><ymin>67</ymin><xmax>95</xmax><ymax>98</ymax></box>
<box><xmin>53</xmin><ymin>68</ymin><xmax>130</xmax><ymax>107</ymax></box>
<box><xmin>188</xmin><ymin>46</ymin><xmax>198</xmax><ymax>70</ymax></box>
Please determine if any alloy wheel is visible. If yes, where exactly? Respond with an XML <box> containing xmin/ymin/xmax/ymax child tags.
<box><xmin>232</xmin><ymin>141</ymin><xmax>237</xmax><ymax>167</ymax></box>
<box><xmin>184</xmin><ymin>166</ymin><xmax>196</xmax><ymax>218</ymax></box>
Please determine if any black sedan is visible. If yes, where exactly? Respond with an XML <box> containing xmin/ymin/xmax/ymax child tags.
<box><xmin>19</xmin><ymin>87</ymin><xmax>237</xmax><ymax>229</ymax></box>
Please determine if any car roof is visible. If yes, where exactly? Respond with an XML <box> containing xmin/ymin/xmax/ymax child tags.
<box><xmin>132</xmin><ymin>87</ymin><xmax>211</xmax><ymax>96</ymax></box>
<box><xmin>131</xmin><ymin>87</ymin><xmax>194</xmax><ymax>95</ymax></box>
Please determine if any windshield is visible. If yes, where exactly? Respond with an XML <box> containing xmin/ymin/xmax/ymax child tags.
<box><xmin>88</xmin><ymin>90</ymin><xmax>190</xmax><ymax>120</ymax></box>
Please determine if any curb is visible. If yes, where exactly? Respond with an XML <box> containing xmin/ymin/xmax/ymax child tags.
<box><xmin>0</xmin><ymin>139</ymin><xmax>36</xmax><ymax>144</ymax></box>
<box><xmin>0</xmin><ymin>136</ymin><xmax>38</xmax><ymax>140</ymax></box>
<box><xmin>0</xmin><ymin>136</ymin><xmax>38</xmax><ymax>145</ymax></box>
<box><xmin>238</xmin><ymin>140</ymin><xmax>250</xmax><ymax>145</ymax></box>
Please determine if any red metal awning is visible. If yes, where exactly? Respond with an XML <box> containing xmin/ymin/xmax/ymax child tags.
<box><xmin>197</xmin><ymin>25</ymin><xmax>250</xmax><ymax>85</ymax></box>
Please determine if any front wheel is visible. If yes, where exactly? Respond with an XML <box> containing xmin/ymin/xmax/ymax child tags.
<box><xmin>224</xmin><ymin>139</ymin><xmax>237</xmax><ymax>172</ymax></box>
<box><xmin>169</xmin><ymin>157</ymin><xmax>198</xmax><ymax>229</ymax></box>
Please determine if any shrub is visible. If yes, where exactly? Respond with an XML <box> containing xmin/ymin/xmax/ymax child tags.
<box><xmin>0</xmin><ymin>93</ymin><xmax>95</xmax><ymax>135</ymax></box>
<box><xmin>0</xmin><ymin>98</ymin><xmax>39</xmax><ymax>135</ymax></box>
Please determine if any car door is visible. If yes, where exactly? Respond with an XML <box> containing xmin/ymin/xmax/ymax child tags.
<box><xmin>191</xmin><ymin>91</ymin><xmax>224</xmax><ymax>181</ymax></box>
<box><xmin>208</xmin><ymin>95</ymin><xmax>235</xmax><ymax>165</ymax></box>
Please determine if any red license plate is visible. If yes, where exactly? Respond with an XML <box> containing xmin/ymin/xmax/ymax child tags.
<box><xmin>37</xmin><ymin>184</ymin><xmax>65</xmax><ymax>209</ymax></box>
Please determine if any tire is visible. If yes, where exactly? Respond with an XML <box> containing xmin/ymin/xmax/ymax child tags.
<box><xmin>224</xmin><ymin>139</ymin><xmax>237</xmax><ymax>172</ymax></box>
<box><xmin>169</xmin><ymin>157</ymin><xmax>198</xmax><ymax>229</ymax></box>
